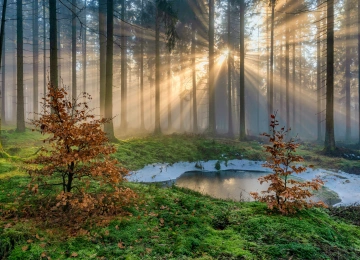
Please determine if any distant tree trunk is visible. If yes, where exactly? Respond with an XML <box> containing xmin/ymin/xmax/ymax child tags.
<box><xmin>179</xmin><ymin>43</ymin><xmax>184</xmax><ymax>131</ymax></box>
<box><xmin>16</xmin><ymin>0</ymin><xmax>25</xmax><ymax>132</ymax></box>
<box><xmin>139</xmin><ymin>0</ymin><xmax>144</xmax><ymax>129</ymax></box>
<box><xmin>43</xmin><ymin>0</ymin><xmax>46</xmax><ymax>98</ymax></box>
<box><xmin>72</xmin><ymin>0</ymin><xmax>77</xmax><ymax>100</ymax></box>
<box><xmin>57</xmin><ymin>7</ymin><xmax>61</xmax><ymax>82</ymax></box>
<box><xmin>269</xmin><ymin>0</ymin><xmax>275</xmax><ymax>117</ymax></box>
<box><xmin>325</xmin><ymin>0</ymin><xmax>336</xmax><ymax>152</ymax></box>
<box><xmin>33</xmin><ymin>0</ymin><xmax>38</xmax><ymax>119</ymax></box>
<box><xmin>167</xmin><ymin>50</ymin><xmax>172</xmax><ymax>130</ymax></box>
<box><xmin>1</xmin><ymin>37</ymin><xmax>5</xmax><ymax>125</ymax></box>
<box><xmin>285</xmin><ymin>9</ymin><xmax>290</xmax><ymax>128</ymax></box>
<box><xmin>208</xmin><ymin>0</ymin><xmax>215</xmax><ymax>134</ymax></box>
<box><xmin>239</xmin><ymin>0</ymin><xmax>245</xmax><ymax>140</ymax></box>
<box><xmin>0</xmin><ymin>0</ymin><xmax>7</xmax><ymax>126</ymax></box>
<box><xmin>120</xmin><ymin>0</ymin><xmax>127</xmax><ymax>130</ymax></box>
<box><xmin>292</xmin><ymin>32</ymin><xmax>296</xmax><ymax>131</ymax></box>
<box><xmin>192</xmin><ymin>25</ymin><xmax>197</xmax><ymax>133</ymax></box>
<box><xmin>358</xmin><ymin>0</ymin><xmax>360</xmax><ymax>144</ymax></box>
<box><xmin>317</xmin><ymin>0</ymin><xmax>322</xmax><ymax>141</ymax></box>
<box><xmin>99</xmin><ymin>0</ymin><xmax>106</xmax><ymax>117</ymax></box>
<box><xmin>154</xmin><ymin>7</ymin><xmax>161</xmax><ymax>134</ymax></box>
<box><xmin>345</xmin><ymin>0</ymin><xmax>351</xmax><ymax>142</ymax></box>
<box><xmin>49</xmin><ymin>0</ymin><xmax>58</xmax><ymax>88</ymax></box>
<box><xmin>227</xmin><ymin>0</ymin><xmax>233</xmax><ymax>137</ymax></box>
<box><xmin>83</xmin><ymin>0</ymin><xmax>87</xmax><ymax>94</ymax></box>
<box><xmin>299</xmin><ymin>28</ymin><xmax>302</xmax><ymax>134</ymax></box>
<box><xmin>104</xmin><ymin>0</ymin><xmax>115</xmax><ymax>140</ymax></box>
<box><xmin>12</xmin><ymin>18</ymin><xmax>15</xmax><ymax>123</ymax></box>
<box><xmin>280</xmin><ymin>40</ymin><xmax>283</xmax><ymax>118</ymax></box>
<box><xmin>266</xmin><ymin>6</ymin><xmax>269</xmax><ymax>124</ymax></box>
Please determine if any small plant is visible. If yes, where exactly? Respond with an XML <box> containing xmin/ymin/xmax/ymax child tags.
<box><xmin>215</xmin><ymin>160</ymin><xmax>221</xmax><ymax>171</ymax></box>
<box><xmin>26</xmin><ymin>84</ymin><xmax>136</xmax><ymax>220</ymax></box>
<box><xmin>251</xmin><ymin>114</ymin><xmax>326</xmax><ymax>215</ymax></box>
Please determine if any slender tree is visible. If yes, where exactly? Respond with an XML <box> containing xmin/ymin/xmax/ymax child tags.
<box><xmin>99</xmin><ymin>0</ymin><xmax>106</xmax><ymax>117</ymax></box>
<box><xmin>120</xmin><ymin>0</ymin><xmax>127</xmax><ymax>131</ymax></box>
<box><xmin>72</xmin><ymin>0</ymin><xmax>77</xmax><ymax>100</ymax></box>
<box><xmin>227</xmin><ymin>0</ymin><xmax>233</xmax><ymax>137</ymax></box>
<box><xmin>269</xmin><ymin>0</ymin><xmax>275</xmax><ymax>117</ymax></box>
<box><xmin>83</xmin><ymin>0</ymin><xmax>86</xmax><ymax>94</ymax></box>
<box><xmin>49</xmin><ymin>0</ymin><xmax>58</xmax><ymax>88</ymax></box>
<box><xmin>139</xmin><ymin>0</ymin><xmax>144</xmax><ymax>129</ymax></box>
<box><xmin>208</xmin><ymin>0</ymin><xmax>215</xmax><ymax>134</ymax></box>
<box><xmin>239</xmin><ymin>0</ymin><xmax>245</xmax><ymax>140</ymax></box>
<box><xmin>33</xmin><ymin>0</ymin><xmax>38</xmax><ymax>119</ymax></box>
<box><xmin>0</xmin><ymin>0</ymin><xmax>7</xmax><ymax>129</ymax></box>
<box><xmin>358</xmin><ymin>0</ymin><xmax>360</xmax><ymax>144</ymax></box>
<box><xmin>317</xmin><ymin>0</ymin><xmax>322</xmax><ymax>141</ymax></box>
<box><xmin>191</xmin><ymin>24</ymin><xmax>197</xmax><ymax>133</ymax></box>
<box><xmin>345</xmin><ymin>0</ymin><xmax>351</xmax><ymax>142</ymax></box>
<box><xmin>104</xmin><ymin>0</ymin><xmax>116</xmax><ymax>140</ymax></box>
<box><xmin>325</xmin><ymin>0</ymin><xmax>336</xmax><ymax>152</ymax></box>
<box><xmin>16</xmin><ymin>0</ymin><xmax>25</xmax><ymax>132</ymax></box>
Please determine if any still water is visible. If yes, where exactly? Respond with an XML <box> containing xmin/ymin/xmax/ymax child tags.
<box><xmin>175</xmin><ymin>170</ymin><xmax>340</xmax><ymax>205</ymax></box>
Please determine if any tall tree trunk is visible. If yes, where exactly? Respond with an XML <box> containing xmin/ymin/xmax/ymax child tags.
<box><xmin>269</xmin><ymin>0</ymin><xmax>275</xmax><ymax>117</ymax></box>
<box><xmin>358</xmin><ymin>0</ymin><xmax>360</xmax><ymax>144</ymax></box>
<box><xmin>292</xmin><ymin>32</ymin><xmax>296</xmax><ymax>131</ymax></box>
<box><xmin>154</xmin><ymin>8</ymin><xmax>161</xmax><ymax>134</ymax></box>
<box><xmin>208</xmin><ymin>0</ymin><xmax>215</xmax><ymax>134</ymax></box>
<box><xmin>325</xmin><ymin>0</ymin><xmax>336</xmax><ymax>152</ymax></box>
<box><xmin>317</xmin><ymin>0</ymin><xmax>322</xmax><ymax>141</ymax></box>
<box><xmin>120</xmin><ymin>0</ymin><xmax>127</xmax><ymax>130</ymax></box>
<box><xmin>99</xmin><ymin>0</ymin><xmax>106</xmax><ymax>117</ymax></box>
<box><xmin>0</xmin><ymin>0</ymin><xmax>7</xmax><ymax>128</ymax></box>
<box><xmin>167</xmin><ymin>50</ymin><xmax>172</xmax><ymax>130</ymax></box>
<box><xmin>72</xmin><ymin>0</ymin><xmax>77</xmax><ymax>100</ymax></box>
<box><xmin>299</xmin><ymin>28</ymin><xmax>302</xmax><ymax>134</ymax></box>
<box><xmin>49</xmin><ymin>0</ymin><xmax>58</xmax><ymax>88</ymax></box>
<box><xmin>345</xmin><ymin>0</ymin><xmax>351</xmax><ymax>142</ymax></box>
<box><xmin>43</xmin><ymin>0</ymin><xmax>46</xmax><ymax>98</ymax></box>
<box><xmin>140</xmin><ymin>0</ymin><xmax>144</xmax><ymax>129</ymax></box>
<box><xmin>16</xmin><ymin>0</ymin><xmax>24</xmax><ymax>132</ymax></box>
<box><xmin>285</xmin><ymin>7</ymin><xmax>290</xmax><ymax>128</ymax></box>
<box><xmin>227</xmin><ymin>0</ymin><xmax>233</xmax><ymax>137</ymax></box>
<box><xmin>104</xmin><ymin>0</ymin><xmax>115</xmax><ymax>140</ymax></box>
<box><xmin>192</xmin><ymin>25</ymin><xmax>197</xmax><ymax>133</ymax></box>
<box><xmin>239</xmin><ymin>0</ymin><xmax>245</xmax><ymax>140</ymax></box>
<box><xmin>33</xmin><ymin>0</ymin><xmax>38</xmax><ymax>119</ymax></box>
<box><xmin>83</xmin><ymin>0</ymin><xmax>86</xmax><ymax>94</ymax></box>
<box><xmin>179</xmin><ymin>43</ymin><xmax>184</xmax><ymax>131</ymax></box>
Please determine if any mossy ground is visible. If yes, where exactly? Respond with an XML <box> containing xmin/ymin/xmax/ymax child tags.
<box><xmin>0</xmin><ymin>128</ymin><xmax>360</xmax><ymax>259</ymax></box>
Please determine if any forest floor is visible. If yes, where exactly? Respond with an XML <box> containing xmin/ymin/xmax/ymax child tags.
<box><xmin>0</xmin><ymin>127</ymin><xmax>360</xmax><ymax>259</ymax></box>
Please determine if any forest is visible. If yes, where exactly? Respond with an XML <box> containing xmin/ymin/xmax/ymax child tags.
<box><xmin>0</xmin><ymin>0</ymin><xmax>360</xmax><ymax>259</ymax></box>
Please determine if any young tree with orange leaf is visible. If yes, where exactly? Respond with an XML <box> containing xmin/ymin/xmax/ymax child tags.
<box><xmin>27</xmin><ymin>84</ymin><xmax>134</xmax><ymax>214</ymax></box>
<box><xmin>251</xmin><ymin>114</ymin><xmax>326</xmax><ymax>215</ymax></box>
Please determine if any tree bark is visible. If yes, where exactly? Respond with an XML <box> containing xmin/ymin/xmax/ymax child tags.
<box><xmin>99</xmin><ymin>0</ymin><xmax>106</xmax><ymax>117</ymax></box>
<box><xmin>239</xmin><ymin>0</ymin><xmax>245</xmax><ymax>140</ymax></box>
<box><xmin>16</xmin><ymin>0</ymin><xmax>25</xmax><ymax>132</ymax></box>
<box><xmin>269</xmin><ymin>0</ymin><xmax>275</xmax><ymax>117</ymax></box>
<box><xmin>0</xmin><ymin>0</ymin><xmax>7</xmax><ymax>127</ymax></box>
<box><xmin>120</xmin><ymin>0</ymin><xmax>127</xmax><ymax>130</ymax></box>
<box><xmin>345</xmin><ymin>0</ymin><xmax>351</xmax><ymax>142</ymax></box>
<box><xmin>325</xmin><ymin>0</ymin><xmax>336</xmax><ymax>152</ymax></box>
<box><xmin>208</xmin><ymin>0</ymin><xmax>215</xmax><ymax>134</ymax></box>
<box><xmin>140</xmin><ymin>0</ymin><xmax>144</xmax><ymax>129</ymax></box>
<box><xmin>227</xmin><ymin>0</ymin><xmax>233</xmax><ymax>137</ymax></box>
<box><xmin>154</xmin><ymin>7</ymin><xmax>161</xmax><ymax>134</ymax></box>
<box><xmin>33</xmin><ymin>0</ymin><xmax>38</xmax><ymax>119</ymax></box>
<box><xmin>49</xmin><ymin>0</ymin><xmax>58</xmax><ymax>88</ymax></box>
<box><xmin>83</xmin><ymin>0</ymin><xmax>87</xmax><ymax>95</ymax></box>
<box><xmin>72</xmin><ymin>0</ymin><xmax>77</xmax><ymax>100</ymax></box>
<box><xmin>317</xmin><ymin>0</ymin><xmax>322</xmax><ymax>141</ymax></box>
<box><xmin>192</xmin><ymin>24</ymin><xmax>197</xmax><ymax>133</ymax></box>
<box><xmin>104</xmin><ymin>0</ymin><xmax>115</xmax><ymax>140</ymax></box>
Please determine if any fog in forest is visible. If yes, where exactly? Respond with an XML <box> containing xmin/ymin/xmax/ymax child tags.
<box><xmin>0</xmin><ymin>0</ymin><xmax>358</xmax><ymax>143</ymax></box>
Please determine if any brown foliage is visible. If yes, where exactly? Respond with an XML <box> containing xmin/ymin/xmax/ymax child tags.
<box><xmin>251</xmin><ymin>114</ymin><xmax>326</xmax><ymax>215</ymax></box>
<box><xmin>25</xmin><ymin>84</ymin><xmax>136</xmax><ymax>223</ymax></box>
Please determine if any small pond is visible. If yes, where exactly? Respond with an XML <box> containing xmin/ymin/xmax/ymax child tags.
<box><xmin>174</xmin><ymin>170</ymin><xmax>341</xmax><ymax>206</ymax></box>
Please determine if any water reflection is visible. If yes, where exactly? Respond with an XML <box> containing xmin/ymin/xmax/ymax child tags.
<box><xmin>175</xmin><ymin>170</ymin><xmax>340</xmax><ymax>205</ymax></box>
<box><xmin>175</xmin><ymin>170</ymin><xmax>269</xmax><ymax>202</ymax></box>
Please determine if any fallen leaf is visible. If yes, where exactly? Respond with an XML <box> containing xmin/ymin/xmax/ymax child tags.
<box><xmin>40</xmin><ymin>243</ymin><xmax>46</xmax><ymax>248</ymax></box>
<box><xmin>71</xmin><ymin>252</ymin><xmax>78</xmax><ymax>257</ymax></box>
<box><xmin>146</xmin><ymin>248</ymin><xmax>152</xmax><ymax>254</ymax></box>
<box><xmin>41</xmin><ymin>252</ymin><xmax>47</xmax><ymax>257</ymax></box>
<box><xmin>118</xmin><ymin>242</ymin><xmax>125</xmax><ymax>249</ymax></box>
<box><xmin>22</xmin><ymin>245</ymin><xmax>28</xmax><ymax>251</ymax></box>
<box><xmin>27</xmin><ymin>239</ymin><xmax>33</xmax><ymax>244</ymax></box>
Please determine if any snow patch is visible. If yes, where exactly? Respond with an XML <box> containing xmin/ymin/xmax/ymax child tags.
<box><xmin>128</xmin><ymin>159</ymin><xmax>360</xmax><ymax>206</ymax></box>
